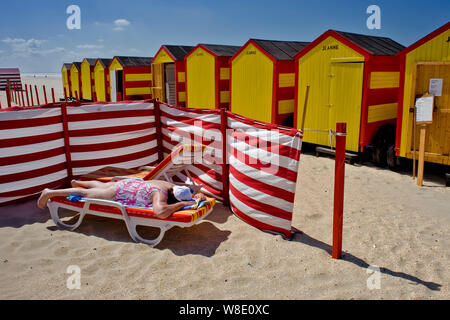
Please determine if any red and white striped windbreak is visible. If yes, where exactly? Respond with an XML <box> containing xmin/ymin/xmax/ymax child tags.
<box><xmin>0</xmin><ymin>108</ymin><xmax>67</xmax><ymax>204</ymax></box>
<box><xmin>67</xmin><ymin>102</ymin><xmax>159</xmax><ymax>176</ymax></box>
<box><xmin>227</xmin><ymin>113</ymin><xmax>303</xmax><ymax>238</ymax></box>
<box><xmin>159</xmin><ymin>103</ymin><xmax>225</xmax><ymax>201</ymax></box>
<box><xmin>0</xmin><ymin>100</ymin><xmax>303</xmax><ymax>238</ymax></box>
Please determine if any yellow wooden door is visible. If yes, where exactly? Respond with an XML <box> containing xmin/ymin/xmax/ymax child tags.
<box><xmin>329</xmin><ymin>62</ymin><xmax>364</xmax><ymax>152</ymax></box>
<box><xmin>95</xmin><ymin>66</ymin><xmax>106</xmax><ymax>102</ymax></box>
<box><xmin>152</xmin><ymin>63</ymin><xmax>165</xmax><ymax>102</ymax></box>
<box><xmin>408</xmin><ymin>63</ymin><xmax>450</xmax><ymax>163</ymax></box>
<box><xmin>186</xmin><ymin>48</ymin><xmax>216</xmax><ymax>109</ymax></box>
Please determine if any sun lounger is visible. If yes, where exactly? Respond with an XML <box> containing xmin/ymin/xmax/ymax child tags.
<box><xmin>47</xmin><ymin>196</ymin><xmax>216</xmax><ymax>246</ymax></box>
<box><xmin>46</xmin><ymin>144</ymin><xmax>215</xmax><ymax>246</ymax></box>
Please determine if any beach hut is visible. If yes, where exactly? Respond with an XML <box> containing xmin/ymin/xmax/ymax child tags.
<box><xmin>294</xmin><ymin>30</ymin><xmax>405</xmax><ymax>154</ymax></box>
<box><xmin>81</xmin><ymin>58</ymin><xmax>97</xmax><ymax>101</ymax></box>
<box><xmin>61</xmin><ymin>64</ymin><xmax>72</xmax><ymax>98</ymax></box>
<box><xmin>70</xmin><ymin>62</ymin><xmax>82</xmax><ymax>100</ymax></box>
<box><xmin>94</xmin><ymin>58</ymin><xmax>113</xmax><ymax>102</ymax></box>
<box><xmin>185</xmin><ymin>44</ymin><xmax>241</xmax><ymax>109</ymax></box>
<box><xmin>395</xmin><ymin>22</ymin><xmax>450</xmax><ymax>167</ymax></box>
<box><xmin>230</xmin><ymin>39</ymin><xmax>310</xmax><ymax>125</ymax></box>
<box><xmin>152</xmin><ymin>45</ymin><xmax>194</xmax><ymax>107</ymax></box>
<box><xmin>108</xmin><ymin>56</ymin><xmax>153</xmax><ymax>102</ymax></box>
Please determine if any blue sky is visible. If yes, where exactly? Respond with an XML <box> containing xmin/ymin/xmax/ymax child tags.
<box><xmin>0</xmin><ymin>0</ymin><xmax>448</xmax><ymax>72</ymax></box>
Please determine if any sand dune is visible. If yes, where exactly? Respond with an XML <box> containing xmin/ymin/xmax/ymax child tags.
<box><xmin>0</xmin><ymin>153</ymin><xmax>448</xmax><ymax>300</ymax></box>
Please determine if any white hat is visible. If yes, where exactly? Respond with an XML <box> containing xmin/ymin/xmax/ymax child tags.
<box><xmin>173</xmin><ymin>186</ymin><xmax>194</xmax><ymax>202</ymax></box>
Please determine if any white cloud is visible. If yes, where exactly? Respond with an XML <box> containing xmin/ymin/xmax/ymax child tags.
<box><xmin>76</xmin><ymin>44</ymin><xmax>104</xmax><ymax>49</ymax></box>
<box><xmin>1</xmin><ymin>38</ymin><xmax>63</xmax><ymax>57</ymax></box>
<box><xmin>113</xmin><ymin>19</ymin><xmax>131</xmax><ymax>31</ymax></box>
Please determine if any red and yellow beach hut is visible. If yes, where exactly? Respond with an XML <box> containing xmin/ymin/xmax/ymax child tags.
<box><xmin>108</xmin><ymin>56</ymin><xmax>153</xmax><ymax>102</ymax></box>
<box><xmin>81</xmin><ymin>58</ymin><xmax>97</xmax><ymax>101</ymax></box>
<box><xmin>152</xmin><ymin>45</ymin><xmax>194</xmax><ymax>107</ymax></box>
<box><xmin>231</xmin><ymin>39</ymin><xmax>309</xmax><ymax>125</ymax></box>
<box><xmin>61</xmin><ymin>63</ymin><xmax>72</xmax><ymax>99</ymax></box>
<box><xmin>395</xmin><ymin>22</ymin><xmax>450</xmax><ymax>166</ymax></box>
<box><xmin>70</xmin><ymin>62</ymin><xmax>82</xmax><ymax>100</ymax></box>
<box><xmin>185</xmin><ymin>44</ymin><xmax>241</xmax><ymax>109</ymax></box>
<box><xmin>94</xmin><ymin>58</ymin><xmax>112</xmax><ymax>102</ymax></box>
<box><xmin>294</xmin><ymin>30</ymin><xmax>405</xmax><ymax>155</ymax></box>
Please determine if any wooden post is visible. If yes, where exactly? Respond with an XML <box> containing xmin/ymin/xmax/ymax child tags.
<box><xmin>15</xmin><ymin>83</ymin><xmax>19</xmax><ymax>104</ymax></box>
<box><xmin>35</xmin><ymin>85</ymin><xmax>40</xmax><ymax>105</ymax></box>
<box><xmin>61</xmin><ymin>104</ymin><xmax>74</xmax><ymax>183</ymax></box>
<box><xmin>13</xmin><ymin>82</ymin><xmax>18</xmax><ymax>106</ymax></box>
<box><xmin>18</xmin><ymin>85</ymin><xmax>22</xmax><ymax>106</ymax></box>
<box><xmin>43</xmin><ymin>85</ymin><xmax>48</xmax><ymax>104</ymax></box>
<box><xmin>220</xmin><ymin>107</ymin><xmax>230</xmax><ymax>206</ymax></box>
<box><xmin>6</xmin><ymin>81</ymin><xmax>12</xmax><ymax>108</ymax></box>
<box><xmin>413</xmin><ymin>106</ymin><xmax>417</xmax><ymax>179</ymax></box>
<box><xmin>52</xmin><ymin>88</ymin><xmax>56</xmax><ymax>103</ymax></box>
<box><xmin>417</xmin><ymin>125</ymin><xmax>427</xmax><ymax>187</ymax></box>
<box><xmin>25</xmin><ymin>84</ymin><xmax>30</xmax><ymax>106</ymax></box>
<box><xmin>11</xmin><ymin>82</ymin><xmax>15</xmax><ymax>103</ymax></box>
<box><xmin>153</xmin><ymin>99</ymin><xmax>164</xmax><ymax>163</ymax></box>
<box><xmin>10</xmin><ymin>82</ymin><xmax>14</xmax><ymax>103</ymax></box>
<box><xmin>21</xmin><ymin>86</ymin><xmax>25</xmax><ymax>107</ymax></box>
<box><xmin>64</xmin><ymin>88</ymin><xmax>68</xmax><ymax>103</ymax></box>
<box><xmin>75</xmin><ymin>90</ymin><xmax>79</xmax><ymax>102</ymax></box>
<box><xmin>30</xmin><ymin>85</ymin><xmax>34</xmax><ymax>106</ymax></box>
<box><xmin>300</xmin><ymin>85</ymin><xmax>310</xmax><ymax>132</ymax></box>
<box><xmin>12</xmin><ymin>82</ymin><xmax>16</xmax><ymax>104</ymax></box>
<box><xmin>332</xmin><ymin>122</ymin><xmax>347</xmax><ymax>259</ymax></box>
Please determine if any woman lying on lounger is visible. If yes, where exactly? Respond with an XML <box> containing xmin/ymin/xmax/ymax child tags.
<box><xmin>37</xmin><ymin>177</ymin><xmax>207</xmax><ymax>219</ymax></box>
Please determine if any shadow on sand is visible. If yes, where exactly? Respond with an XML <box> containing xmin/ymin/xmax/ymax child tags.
<box><xmin>0</xmin><ymin>198</ymin><xmax>51</xmax><ymax>228</ymax></box>
<box><xmin>45</xmin><ymin>204</ymin><xmax>232</xmax><ymax>258</ymax></box>
<box><xmin>292</xmin><ymin>230</ymin><xmax>442</xmax><ymax>291</ymax></box>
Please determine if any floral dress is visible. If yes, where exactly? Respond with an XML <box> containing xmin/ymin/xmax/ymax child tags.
<box><xmin>114</xmin><ymin>178</ymin><xmax>162</xmax><ymax>208</ymax></box>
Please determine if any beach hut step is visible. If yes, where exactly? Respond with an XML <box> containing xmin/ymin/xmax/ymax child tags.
<box><xmin>315</xmin><ymin>146</ymin><xmax>359</xmax><ymax>164</ymax></box>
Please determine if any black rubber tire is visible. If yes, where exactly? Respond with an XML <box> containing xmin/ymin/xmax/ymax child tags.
<box><xmin>387</xmin><ymin>144</ymin><xmax>399</xmax><ymax>171</ymax></box>
<box><xmin>372</xmin><ymin>146</ymin><xmax>387</xmax><ymax>167</ymax></box>
<box><xmin>371</xmin><ymin>125</ymin><xmax>396</xmax><ymax>168</ymax></box>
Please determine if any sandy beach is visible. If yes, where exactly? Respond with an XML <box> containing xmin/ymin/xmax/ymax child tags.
<box><xmin>0</xmin><ymin>150</ymin><xmax>448</xmax><ymax>300</ymax></box>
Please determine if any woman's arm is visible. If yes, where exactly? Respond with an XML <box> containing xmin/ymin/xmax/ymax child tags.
<box><xmin>151</xmin><ymin>192</ymin><xmax>195</xmax><ymax>219</ymax></box>
<box><xmin>193</xmin><ymin>193</ymin><xmax>207</xmax><ymax>201</ymax></box>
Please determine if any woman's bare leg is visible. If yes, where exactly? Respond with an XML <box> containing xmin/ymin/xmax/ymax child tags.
<box><xmin>71</xmin><ymin>180</ymin><xmax>114</xmax><ymax>189</ymax></box>
<box><xmin>37</xmin><ymin>186</ymin><xmax>116</xmax><ymax>209</ymax></box>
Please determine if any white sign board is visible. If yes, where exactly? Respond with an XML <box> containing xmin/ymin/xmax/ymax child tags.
<box><xmin>429</xmin><ymin>78</ymin><xmax>443</xmax><ymax>97</ymax></box>
<box><xmin>415</xmin><ymin>95</ymin><xmax>434</xmax><ymax>124</ymax></box>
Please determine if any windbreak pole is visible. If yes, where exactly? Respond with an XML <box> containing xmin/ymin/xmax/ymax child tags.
<box><xmin>332</xmin><ymin>122</ymin><xmax>347</xmax><ymax>259</ymax></box>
